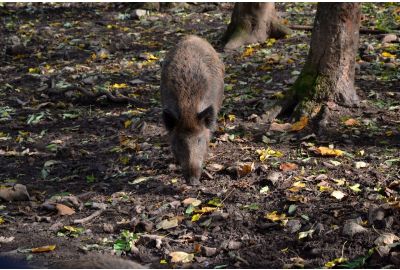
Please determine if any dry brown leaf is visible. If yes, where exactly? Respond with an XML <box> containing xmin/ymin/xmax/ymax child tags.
<box><xmin>56</xmin><ymin>203</ymin><xmax>75</xmax><ymax>216</ymax></box>
<box><xmin>170</xmin><ymin>251</ymin><xmax>194</xmax><ymax>263</ymax></box>
<box><xmin>314</xmin><ymin>146</ymin><xmax>343</xmax><ymax>157</ymax></box>
<box><xmin>182</xmin><ymin>198</ymin><xmax>202</xmax><ymax>207</ymax></box>
<box><xmin>237</xmin><ymin>162</ymin><xmax>255</xmax><ymax>177</ymax></box>
<box><xmin>280</xmin><ymin>162</ymin><xmax>298</xmax><ymax>171</ymax></box>
<box><xmin>291</xmin><ymin>116</ymin><xmax>308</xmax><ymax>131</ymax></box>
<box><xmin>31</xmin><ymin>245</ymin><xmax>56</xmax><ymax>253</ymax></box>
<box><xmin>344</xmin><ymin>118</ymin><xmax>359</xmax><ymax>126</ymax></box>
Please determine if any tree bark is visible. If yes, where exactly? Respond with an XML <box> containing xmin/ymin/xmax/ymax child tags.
<box><xmin>266</xmin><ymin>3</ymin><xmax>361</xmax><ymax>121</ymax></box>
<box><xmin>222</xmin><ymin>3</ymin><xmax>292</xmax><ymax>51</ymax></box>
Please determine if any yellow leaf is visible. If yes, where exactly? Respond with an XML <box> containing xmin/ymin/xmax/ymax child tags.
<box><xmin>256</xmin><ymin>147</ymin><xmax>283</xmax><ymax>161</ymax></box>
<box><xmin>124</xmin><ymin>120</ymin><xmax>132</xmax><ymax>128</ymax></box>
<box><xmin>291</xmin><ymin>116</ymin><xmax>308</xmax><ymax>131</ymax></box>
<box><xmin>242</xmin><ymin>47</ymin><xmax>255</xmax><ymax>58</ymax></box>
<box><xmin>191</xmin><ymin>213</ymin><xmax>201</xmax><ymax>222</ymax></box>
<box><xmin>143</xmin><ymin>52</ymin><xmax>158</xmax><ymax>60</ymax></box>
<box><xmin>0</xmin><ymin>216</ymin><xmax>4</xmax><ymax>224</ymax></box>
<box><xmin>288</xmin><ymin>181</ymin><xmax>306</xmax><ymax>192</ymax></box>
<box><xmin>160</xmin><ymin>259</ymin><xmax>167</xmax><ymax>264</ymax></box>
<box><xmin>265</xmin><ymin>38</ymin><xmax>276</xmax><ymax>47</ymax></box>
<box><xmin>381</xmin><ymin>51</ymin><xmax>396</xmax><ymax>58</ymax></box>
<box><xmin>324</xmin><ymin>257</ymin><xmax>347</xmax><ymax>268</ymax></box>
<box><xmin>195</xmin><ymin>207</ymin><xmax>217</xmax><ymax>214</ymax></box>
<box><xmin>317</xmin><ymin>181</ymin><xmax>332</xmax><ymax>192</ymax></box>
<box><xmin>315</xmin><ymin>146</ymin><xmax>343</xmax><ymax>157</ymax></box>
<box><xmin>272</xmin><ymin>91</ymin><xmax>285</xmax><ymax>99</ymax></box>
<box><xmin>28</xmin><ymin>67</ymin><xmax>40</xmax><ymax>74</ymax></box>
<box><xmin>31</xmin><ymin>245</ymin><xmax>56</xmax><ymax>253</ymax></box>
<box><xmin>228</xmin><ymin>114</ymin><xmax>235</xmax><ymax>122</ymax></box>
<box><xmin>265</xmin><ymin>211</ymin><xmax>287</xmax><ymax>222</ymax></box>
<box><xmin>333</xmin><ymin>178</ymin><xmax>346</xmax><ymax>186</ymax></box>
<box><xmin>112</xmin><ymin>83</ymin><xmax>128</xmax><ymax>89</ymax></box>
<box><xmin>170</xmin><ymin>251</ymin><xmax>194</xmax><ymax>263</ymax></box>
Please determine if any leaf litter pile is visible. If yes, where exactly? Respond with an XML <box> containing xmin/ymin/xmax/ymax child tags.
<box><xmin>1</xmin><ymin>2</ymin><xmax>400</xmax><ymax>268</ymax></box>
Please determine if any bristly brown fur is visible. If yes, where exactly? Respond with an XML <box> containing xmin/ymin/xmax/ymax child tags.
<box><xmin>161</xmin><ymin>35</ymin><xmax>225</xmax><ymax>132</ymax></box>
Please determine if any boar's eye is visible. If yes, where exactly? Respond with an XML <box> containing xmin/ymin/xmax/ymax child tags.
<box><xmin>162</xmin><ymin>109</ymin><xmax>177</xmax><ymax>131</ymax></box>
<box><xmin>197</xmin><ymin>105</ymin><xmax>214</xmax><ymax>128</ymax></box>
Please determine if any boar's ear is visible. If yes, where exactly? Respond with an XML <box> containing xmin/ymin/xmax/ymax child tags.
<box><xmin>198</xmin><ymin>106</ymin><xmax>214</xmax><ymax>129</ymax></box>
<box><xmin>162</xmin><ymin>109</ymin><xmax>177</xmax><ymax>131</ymax></box>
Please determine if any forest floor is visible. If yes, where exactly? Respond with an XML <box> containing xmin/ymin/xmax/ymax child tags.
<box><xmin>1</xmin><ymin>3</ymin><xmax>400</xmax><ymax>269</ymax></box>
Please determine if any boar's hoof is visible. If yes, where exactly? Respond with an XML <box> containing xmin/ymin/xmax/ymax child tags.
<box><xmin>187</xmin><ymin>177</ymin><xmax>201</xmax><ymax>186</ymax></box>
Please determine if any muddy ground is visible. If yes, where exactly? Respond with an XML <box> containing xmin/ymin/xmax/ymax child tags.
<box><xmin>0</xmin><ymin>3</ymin><xmax>400</xmax><ymax>269</ymax></box>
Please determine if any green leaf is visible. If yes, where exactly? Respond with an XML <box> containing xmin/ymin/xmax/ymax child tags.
<box><xmin>185</xmin><ymin>204</ymin><xmax>195</xmax><ymax>215</ymax></box>
<box><xmin>288</xmin><ymin>204</ymin><xmax>297</xmax><ymax>215</ymax></box>
<box><xmin>207</xmin><ymin>197</ymin><xmax>223</xmax><ymax>207</ymax></box>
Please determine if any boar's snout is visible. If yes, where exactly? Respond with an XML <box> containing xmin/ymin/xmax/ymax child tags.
<box><xmin>171</xmin><ymin>130</ymin><xmax>210</xmax><ymax>186</ymax></box>
<box><xmin>183</xmin><ymin>163</ymin><xmax>202</xmax><ymax>186</ymax></box>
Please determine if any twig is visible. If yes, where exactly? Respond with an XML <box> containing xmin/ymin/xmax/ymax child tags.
<box><xmin>73</xmin><ymin>209</ymin><xmax>104</xmax><ymax>224</ymax></box>
<box><xmin>48</xmin><ymin>85</ymin><xmax>138</xmax><ymax>103</ymax></box>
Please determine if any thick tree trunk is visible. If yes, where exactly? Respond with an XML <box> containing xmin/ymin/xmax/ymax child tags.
<box><xmin>222</xmin><ymin>3</ymin><xmax>292</xmax><ymax>51</ymax></box>
<box><xmin>266</xmin><ymin>3</ymin><xmax>361</xmax><ymax>121</ymax></box>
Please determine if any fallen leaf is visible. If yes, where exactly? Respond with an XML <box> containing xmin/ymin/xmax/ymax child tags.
<box><xmin>315</xmin><ymin>146</ymin><xmax>343</xmax><ymax>157</ymax></box>
<box><xmin>344</xmin><ymin>118</ymin><xmax>359</xmax><ymax>126</ymax></box>
<box><xmin>331</xmin><ymin>190</ymin><xmax>346</xmax><ymax>200</ymax></box>
<box><xmin>112</xmin><ymin>83</ymin><xmax>128</xmax><ymax>89</ymax></box>
<box><xmin>354</xmin><ymin>161</ymin><xmax>368</xmax><ymax>169</ymax></box>
<box><xmin>288</xmin><ymin>181</ymin><xmax>306</xmax><ymax>192</ymax></box>
<box><xmin>280</xmin><ymin>162</ymin><xmax>298</xmax><ymax>171</ymax></box>
<box><xmin>237</xmin><ymin>162</ymin><xmax>254</xmax><ymax>177</ymax></box>
<box><xmin>156</xmin><ymin>217</ymin><xmax>179</xmax><ymax>230</ymax></box>
<box><xmin>381</xmin><ymin>51</ymin><xmax>396</xmax><ymax>58</ymax></box>
<box><xmin>260</xmin><ymin>186</ymin><xmax>270</xmax><ymax>194</ymax></box>
<box><xmin>291</xmin><ymin>116</ymin><xmax>308</xmax><ymax>131</ymax></box>
<box><xmin>265</xmin><ymin>211</ymin><xmax>287</xmax><ymax>222</ymax></box>
<box><xmin>191</xmin><ymin>214</ymin><xmax>202</xmax><ymax>222</ymax></box>
<box><xmin>325</xmin><ymin>257</ymin><xmax>347</xmax><ymax>268</ymax></box>
<box><xmin>56</xmin><ymin>203</ymin><xmax>75</xmax><ymax>216</ymax></box>
<box><xmin>182</xmin><ymin>198</ymin><xmax>202</xmax><ymax>207</ymax></box>
<box><xmin>270</xmin><ymin>122</ymin><xmax>292</xmax><ymax>132</ymax></box>
<box><xmin>31</xmin><ymin>245</ymin><xmax>56</xmax><ymax>253</ymax></box>
<box><xmin>206</xmin><ymin>163</ymin><xmax>224</xmax><ymax>172</ymax></box>
<box><xmin>374</xmin><ymin>233</ymin><xmax>400</xmax><ymax>246</ymax></box>
<box><xmin>170</xmin><ymin>251</ymin><xmax>194</xmax><ymax>263</ymax></box>
<box><xmin>349</xmin><ymin>183</ymin><xmax>362</xmax><ymax>193</ymax></box>
<box><xmin>343</xmin><ymin>220</ymin><xmax>368</xmax><ymax>236</ymax></box>
<box><xmin>256</xmin><ymin>147</ymin><xmax>283</xmax><ymax>161</ymax></box>
<box><xmin>298</xmin><ymin>229</ymin><xmax>314</xmax><ymax>239</ymax></box>
<box><xmin>195</xmin><ymin>207</ymin><xmax>217</xmax><ymax>214</ymax></box>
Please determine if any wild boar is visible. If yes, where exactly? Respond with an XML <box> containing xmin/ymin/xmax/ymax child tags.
<box><xmin>160</xmin><ymin>35</ymin><xmax>225</xmax><ymax>185</ymax></box>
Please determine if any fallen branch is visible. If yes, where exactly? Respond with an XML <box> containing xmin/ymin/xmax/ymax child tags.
<box><xmin>289</xmin><ymin>24</ymin><xmax>390</xmax><ymax>35</ymax></box>
<box><xmin>48</xmin><ymin>85</ymin><xmax>137</xmax><ymax>103</ymax></box>
<box><xmin>73</xmin><ymin>209</ymin><xmax>104</xmax><ymax>224</ymax></box>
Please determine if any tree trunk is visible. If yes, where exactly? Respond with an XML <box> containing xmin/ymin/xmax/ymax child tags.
<box><xmin>267</xmin><ymin>3</ymin><xmax>361</xmax><ymax>121</ymax></box>
<box><xmin>222</xmin><ymin>3</ymin><xmax>292</xmax><ymax>51</ymax></box>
